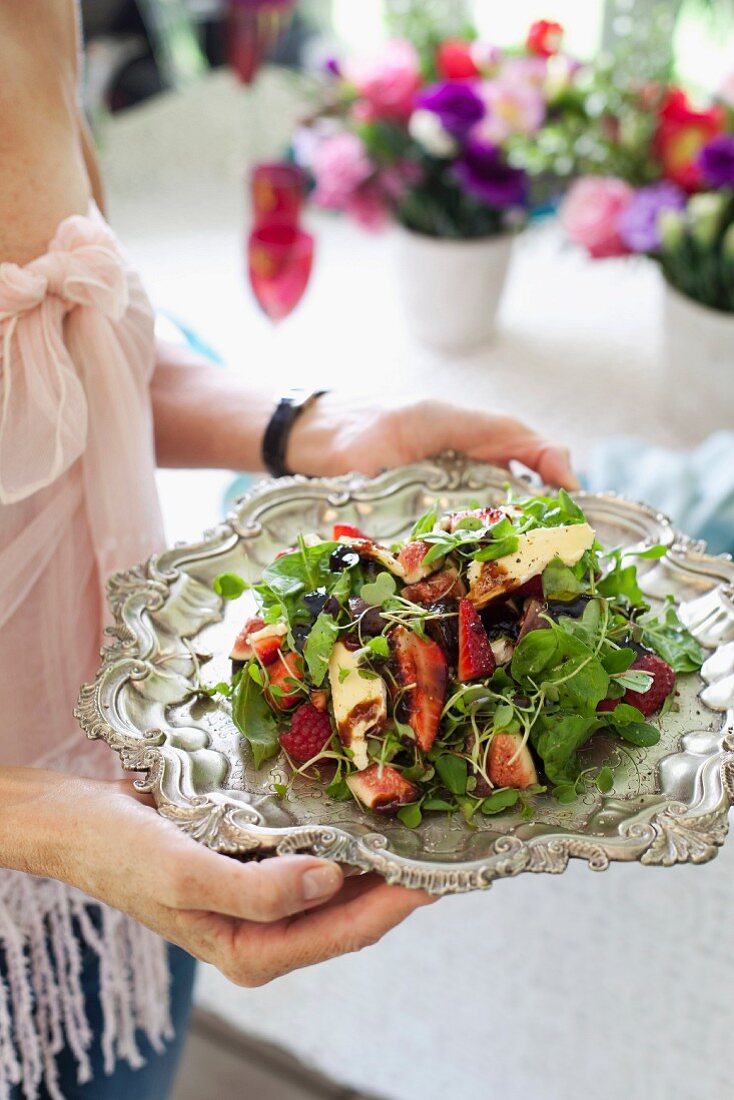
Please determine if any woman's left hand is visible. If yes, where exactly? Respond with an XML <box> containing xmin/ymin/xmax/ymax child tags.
<box><xmin>287</xmin><ymin>394</ymin><xmax>579</xmax><ymax>489</ymax></box>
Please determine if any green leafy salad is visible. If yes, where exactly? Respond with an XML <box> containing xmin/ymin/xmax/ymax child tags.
<box><xmin>208</xmin><ymin>490</ymin><xmax>705</xmax><ymax>826</ymax></box>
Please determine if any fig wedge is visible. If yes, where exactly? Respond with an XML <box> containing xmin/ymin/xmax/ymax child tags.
<box><xmin>346</xmin><ymin>764</ymin><xmax>418</xmax><ymax>812</ymax></box>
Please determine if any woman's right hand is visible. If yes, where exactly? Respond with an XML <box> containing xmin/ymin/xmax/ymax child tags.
<box><xmin>4</xmin><ymin>769</ymin><xmax>433</xmax><ymax>986</ymax></box>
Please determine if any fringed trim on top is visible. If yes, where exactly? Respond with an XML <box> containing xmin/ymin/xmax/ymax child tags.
<box><xmin>0</xmin><ymin>871</ymin><xmax>172</xmax><ymax>1100</ymax></box>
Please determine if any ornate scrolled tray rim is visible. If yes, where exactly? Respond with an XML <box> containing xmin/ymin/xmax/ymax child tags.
<box><xmin>75</xmin><ymin>454</ymin><xmax>734</xmax><ymax>895</ymax></box>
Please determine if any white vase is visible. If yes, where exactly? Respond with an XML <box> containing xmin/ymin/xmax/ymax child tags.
<box><xmin>663</xmin><ymin>283</ymin><xmax>734</xmax><ymax>432</ymax></box>
<box><xmin>395</xmin><ymin>228</ymin><xmax>514</xmax><ymax>353</ymax></box>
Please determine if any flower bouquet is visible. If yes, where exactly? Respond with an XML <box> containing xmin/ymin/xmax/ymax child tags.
<box><xmin>557</xmin><ymin>74</ymin><xmax>734</xmax><ymax>427</ymax></box>
<box><xmin>292</xmin><ymin>20</ymin><xmax>573</xmax><ymax>351</ymax></box>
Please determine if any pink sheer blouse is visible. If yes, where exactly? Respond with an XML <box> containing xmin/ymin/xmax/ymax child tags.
<box><xmin>0</xmin><ymin>206</ymin><xmax>172</xmax><ymax>1098</ymax></box>
<box><xmin>0</xmin><ymin>204</ymin><xmax>165</xmax><ymax>776</ymax></box>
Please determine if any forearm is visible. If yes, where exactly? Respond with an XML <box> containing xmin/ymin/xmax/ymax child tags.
<box><xmin>0</xmin><ymin>767</ymin><xmax>89</xmax><ymax>881</ymax></box>
<box><xmin>151</xmin><ymin>340</ymin><xmax>276</xmax><ymax>471</ymax></box>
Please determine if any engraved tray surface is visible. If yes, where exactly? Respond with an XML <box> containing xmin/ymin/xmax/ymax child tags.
<box><xmin>76</xmin><ymin>455</ymin><xmax>734</xmax><ymax>894</ymax></box>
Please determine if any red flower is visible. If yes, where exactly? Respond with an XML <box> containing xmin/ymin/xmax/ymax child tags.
<box><xmin>655</xmin><ymin>87</ymin><xmax>725</xmax><ymax>191</ymax></box>
<box><xmin>526</xmin><ymin>20</ymin><xmax>563</xmax><ymax>58</ymax></box>
<box><xmin>436</xmin><ymin>39</ymin><xmax>480</xmax><ymax>80</ymax></box>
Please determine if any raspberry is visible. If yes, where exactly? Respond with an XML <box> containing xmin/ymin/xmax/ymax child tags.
<box><xmin>598</xmin><ymin>652</ymin><xmax>675</xmax><ymax>717</ymax></box>
<box><xmin>280</xmin><ymin>703</ymin><xmax>333</xmax><ymax>763</ymax></box>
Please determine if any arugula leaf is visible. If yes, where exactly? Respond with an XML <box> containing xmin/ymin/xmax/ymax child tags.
<box><xmin>422</xmin><ymin>539</ymin><xmax>454</xmax><ymax>568</ymax></box>
<box><xmin>602</xmin><ymin>702</ymin><xmax>661</xmax><ymax>747</ymax></box>
<box><xmin>454</xmin><ymin>515</ymin><xmax>484</xmax><ymax>531</ymax></box>
<box><xmin>597</xmin><ymin>553</ymin><xmax>646</xmax><ymax>607</ymax></box>
<box><xmin>615</xmin><ymin>721</ymin><xmax>661</xmax><ymax>747</ymax></box>
<box><xmin>638</xmin><ymin>597</ymin><xmax>705</xmax><ymax>673</ymax></box>
<box><xmin>542</xmin><ymin>557</ymin><xmax>583</xmax><ymax>600</ymax></box>
<box><xmin>596</xmin><ymin>766</ymin><xmax>614</xmax><ymax>793</ymax></box>
<box><xmin>260</xmin><ymin>542</ymin><xmax>340</xmax><ymax>606</ymax></box>
<box><xmin>365</xmin><ymin>635</ymin><xmax>390</xmax><ymax>659</ymax></box>
<box><xmin>303</xmin><ymin>612</ymin><xmax>339</xmax><ymax>686</ymax></box>
<box><xmin>613</xmin><ymin>670</ymin><xmax>653</xmax><ymax>693</ymax></box>
<box><xmin>397</xmin><ymin>802</ymin><xmax>423</xmax><ymax>828</ymax></box>
<box><xmin>248</xmin><ymin>663</ymin><xmax>264</xmax><ymax>686</ymax></box>
<box><xmin>632</xmin><ymin>544</ymin><xmax>669</xmax><ymax>560</ymax></box>
<box><xmin>360</xmin><ymin>571</ymin><xmax>397</xmax><ymax>606</ymax></box>
<box><xmin>511</xmin><ymin>630</ymin><xmax>559</xmax><ymax>681</ymax></box>
<box><xmin>553</xmin><ymin>783</ymin><xmax>580</xmax><ymax>803</ymax></box>
<box><xmin>534</xmin><ymin>715</ymin><xmax>600</xmax><ymax>785</ymax></box>
<box><xmin>232</xmin><ymin>664</ymin><xmax>280</xmax><ymax>768</ymax></box>
<box><xmin>472</xmin><ymin>535</ymin><xmax>519</xmax><ymax>562</ymax></box>
<box><xmin>602</xmin><ymin>647</ymin><xmax>636</xmax><ymax>675</ymax></box>
<box><xmin>558</xmin><ymin>489</ymin><xmax>585</xmax><ymax>522</ymax></box>
<box><xmin>410</xmin><ymin>504</ymin><xmax>439</xmax><ymax>538</ymax></box>
<box><xmin>422</xmin><ymin>797</ymin><xmax>456</xmax><ymax>812</ymax></box>
<box><xmin>435</xmin><ymin>754</ymin><xmax>468</xmax><ymax>795</ymax></box>
<box><xmin>214</xmin><ymin>572</ymin><xmax>247</xmax><ymax>600</ymax></box>
<box><xmin>545</xmin><ymin>654</ymin><xmax>610</xmax><ymax>712</ymax></box>
<box><xmin>326</xmin><ymin>774</ymin><xmax>352</xmax><ymax>800</ymax></box>
<box><xmin>481</xmin><ymin>788</ymin><xmax>520</xmax><ymax>814</ymax></box>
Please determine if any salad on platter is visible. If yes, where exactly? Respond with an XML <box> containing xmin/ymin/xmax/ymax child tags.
<box><xmin>210</xmin><ymin>490</ymin><xmax>705</xmax><ymax>828</ymax></box>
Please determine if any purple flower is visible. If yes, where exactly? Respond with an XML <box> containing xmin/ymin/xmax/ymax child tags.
<box><xmin>323</xmin><ymin>56</ymin><xmax>341</xmax><ymax>77</ymax></box>
<box><xmin>453</xmin><ymin>139</ymin><xmax>527</xmax><ymax>208</ymax></box>
<box><xmin>416</xmin><ymin>81</ymin><xmax>485</xmax><ymax>138</ymax></box>
<box><xmin>617</xmin><ymin>182</ymin><xmax>686</xmax><ymax>253</ymax></box>
<box><xmin>698</xmin><ymin>134</ymin><xmax>734</xmax><ymax>189</ymax></box>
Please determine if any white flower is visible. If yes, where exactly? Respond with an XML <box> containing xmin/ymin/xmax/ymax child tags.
<box><xmin>687</xmin><ymin>192</ymin><xmax>726</xmax><ymax>247</ymax></box>
<box><xmin>408</xmin><ymin>109</ymin><xmax>458</xmax><ymax>159</ymax></box>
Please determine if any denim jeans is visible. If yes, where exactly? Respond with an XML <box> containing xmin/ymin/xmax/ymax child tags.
<box><xmin>7</xmin><ymin>934</ymin><xmax>196</xmax><ymax>1100</ymax></box>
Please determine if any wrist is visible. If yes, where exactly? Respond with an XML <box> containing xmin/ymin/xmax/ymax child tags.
<box><xmin>284</xmin><ymin>391</ymin><xmax>341</xmax><ymax>477</ymax></box>
<box><xmin>0</xmin><ymin>768</ymin><xmax>101</xmax><ymax>882</ymax></box>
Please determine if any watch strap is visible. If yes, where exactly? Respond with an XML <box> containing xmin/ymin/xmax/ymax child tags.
<box><xmin>261</xmin><ymin>388</ymin><xmax>327</xmax><ymax>478</ymax></box>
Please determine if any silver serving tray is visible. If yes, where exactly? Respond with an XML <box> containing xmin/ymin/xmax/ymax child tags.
<box><xmin>76</xmin><ymin>454</ymin><xmax>734</xmax><ymax>894</ymax></box>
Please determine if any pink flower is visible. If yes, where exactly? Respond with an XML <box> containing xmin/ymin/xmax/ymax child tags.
<box><xmin>311</xmin><ymin>132</ymin><xmax>373</xmax><ymax>209</ymax></box>
<box><xmin>474</xmin><ymin>80</ymin><xmax>546</xmax><ymax>143</ymax></box>
<box><xmin>561</xmin><ymin>177</ymin><xmax>635</xmax><ymax>258</ymax></box>
<box><xmin>718</xmin><ymin>71</ymin><xmax>734</xmax><ymax>110</ymax></box>
<box><xmin>348</xmin><ymin>40</ymin><xmax>421</xmax><ymax>121</ymax></box>
<box><xmin>345</xmin><ymin>183</ymin><xmax>389</xmax><ymax>231</ymax></box>
<box><xmin>500</xmin><ymin>55</ymin><xmax>548</xmax><ymax>90</ymax></box>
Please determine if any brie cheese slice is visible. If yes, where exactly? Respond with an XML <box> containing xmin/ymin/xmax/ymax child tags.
<box><xmin>467</xmin><ymin>523</ymin><xmax>595</xmax><ymax>609</ymax></box>
<box><xmin>328</xmin><ymin>641</ymin><xmax>387</xmax><ymax>771</ymax></box>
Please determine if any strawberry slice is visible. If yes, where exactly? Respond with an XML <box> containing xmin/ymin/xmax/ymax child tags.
<box><xmin>389</xmin><ymin>625</ymin><xmax>448</xmax><ymax>752</ymax></box>
<box><xmin>346</xmin><ymin>763</ymin><xmax>418</xmax><ymax>811</ymax></box>
<box><xmin>266</xmin><ymin>652</ymin><xmax>304</xmax><ymax>710</ymax></box>
<box><xmin>402</xmin><ymin>567</ymin><xmax>466</xmax><ymax>606</ymax></box>
<box><xmin>457</xmin><ymin>599</ymin><xmax>496</xmax><ymax>682</ymax></box>
<box><xmin>598</xmin><ymin>652</ymin><xmax>675</xmax><ymax>717</ymax></box>
<box><xmin>250</xmin><ymin>624</ymin><xmax>287</xmax><ymax>666</ymax></box>
<box><xmin>333</xmin><ymin>522</ymin><xmax>368</xmax><ymax>540</ymax></box>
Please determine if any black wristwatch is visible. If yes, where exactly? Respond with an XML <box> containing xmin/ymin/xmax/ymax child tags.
<box><xmin>261</xmin><ymin>388</ymin><xmax>328</xmax><ymax>478</ymax></box>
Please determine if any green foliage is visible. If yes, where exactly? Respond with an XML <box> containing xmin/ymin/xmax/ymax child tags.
<box><xmin>361</xmin><ymin>571</ymin><xmax>398</xmax><ymax>606</ymax></box>
<box><xmin>639</xmin><ymin>596</ymin><xmax>706</xmax><ymax>672</ymax></box>
<box><xmin>232</xmin><ymin>663</ymin><xmax>280</xmax><ymax>768</ymax></box>
<box><xmin>213</xmin><ymin>572</ymin><xmax>247</xmax><ymax>600</ymax></box>
<box><xmin>303</xmin><ymin>612</ymin><xmax>340</xmax><ymax>686</ymax></box>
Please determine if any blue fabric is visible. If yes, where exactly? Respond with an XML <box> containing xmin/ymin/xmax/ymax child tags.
<box><xmin>584</xmin><ymin>431</ymin><xmax>734</xmax><ymax>557</ymax></box>
<box><xmin>8</xmin><ymin>926</ymin><xmax>196</xmax><ymax>1100</ymax></box>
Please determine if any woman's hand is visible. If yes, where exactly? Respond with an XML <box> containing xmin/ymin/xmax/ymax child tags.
<box><xmin>287</xmin><ymin>394</ymin><xmax>579</xmax><ymax>489</ymax></box>
<box><xmin>4</xmin><ymin>769</ymin><xmax>434</xmax><ymax>987</ymax></box>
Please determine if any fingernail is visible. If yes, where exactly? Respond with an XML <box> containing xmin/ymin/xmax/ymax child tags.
<box><xmin>302</xmin><ymin>864</ymin><xmax>342</xmax><ymax>901</ymax></box>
